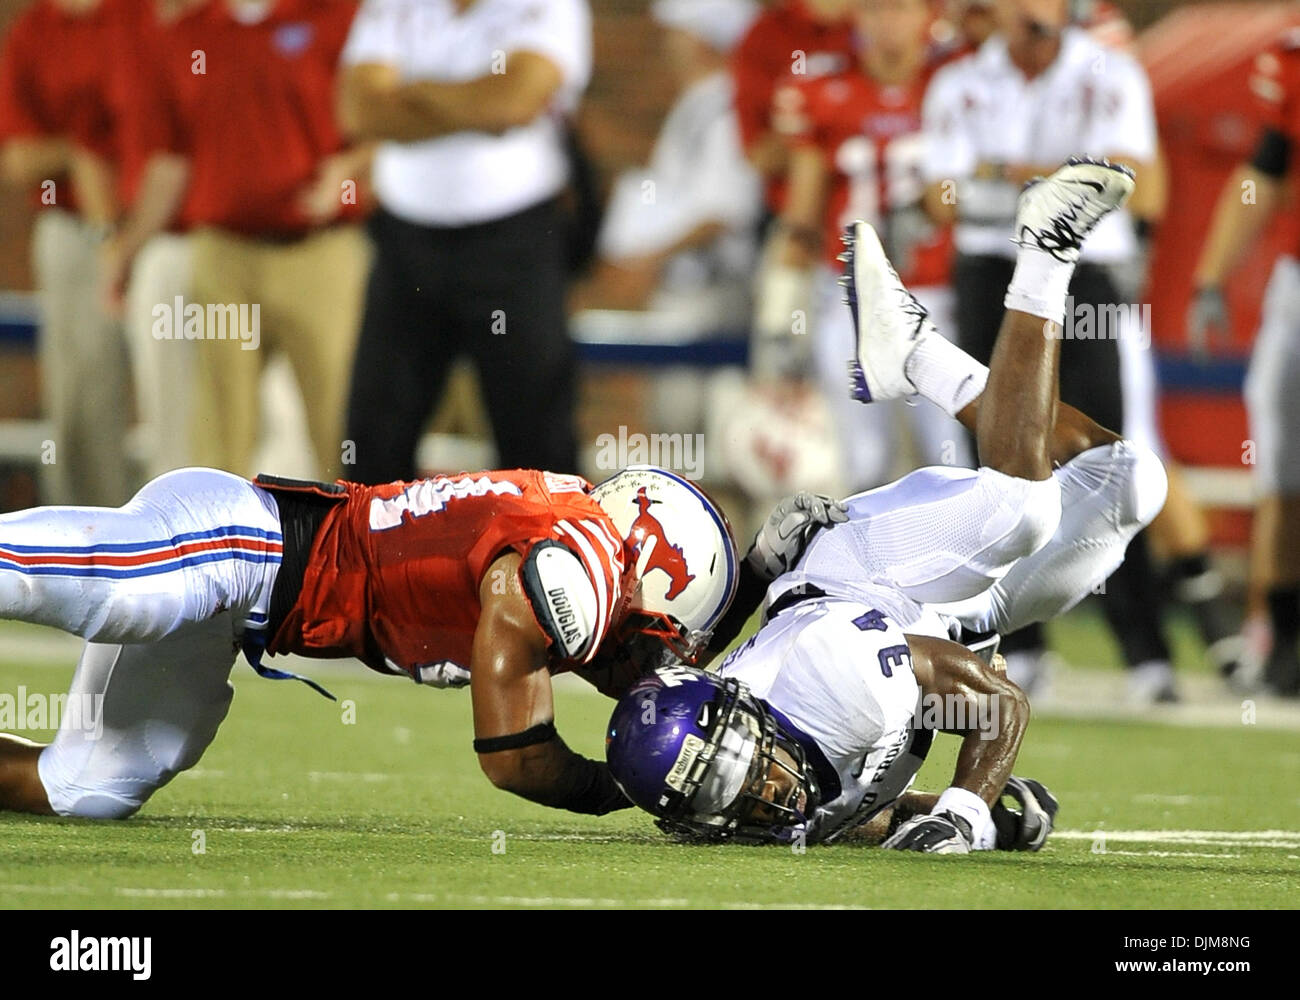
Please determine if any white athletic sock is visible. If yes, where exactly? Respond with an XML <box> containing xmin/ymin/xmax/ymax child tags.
<box><xmin>905</xmin><ymin>334</ymin><xmax>990</xmax><ymax>419</ymax></box>
<box><xmin>1003</xmin><ymin>247</ymin><xmax>1075</xmax><ymax>324</ymax></box>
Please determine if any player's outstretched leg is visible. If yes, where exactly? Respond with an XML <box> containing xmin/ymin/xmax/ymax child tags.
<box><xmin>814</xmin><ymin>159</ymin><xmax>1138</xmax><ymax>606</ymax></box>
<box><xmin>0</xmin><ymin>468</ymin><xmax>282</xmax><ymax>817</ymax></box>
<box><xmin>843</xmin><ymin>156</ymin><xmax>1136</xmax><ymax>479</ymax></box>
<box><xmin>0</xmin><ymin>468</ymin><xmax>281</xmax><ymax>642</ymax></box>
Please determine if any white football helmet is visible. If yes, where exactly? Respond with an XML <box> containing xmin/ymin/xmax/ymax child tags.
<box><xmin>591</xmin><ymin>465</ymin><xmax>739</xmax><ymax>665</ymax></box>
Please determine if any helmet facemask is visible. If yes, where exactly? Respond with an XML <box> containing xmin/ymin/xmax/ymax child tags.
<box><xmin>654</xmin><ymin>677</ymin><xmax>820</xmax><ymax>844</ymax></box>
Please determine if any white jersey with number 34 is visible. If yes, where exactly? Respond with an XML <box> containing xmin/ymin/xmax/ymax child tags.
<box><xmin>717</xmin><ymin>597</ymin><xmax>930</xmax><ymax>843</ymax></box>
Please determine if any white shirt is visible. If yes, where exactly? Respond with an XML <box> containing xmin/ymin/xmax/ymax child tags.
<box><xmin>922</xmin><ymin>27</ymin><xmax>1156</xmax><ymax>262</ymax></box>
<box><xmin>343</xmin><ymin>0</ymin><xmax>592</xmax><ymax>227</ymax></box>
<box><xmin>597</xmin><ymin>71</ymin><xmax>761</xmax><ymax>291</ymax></box>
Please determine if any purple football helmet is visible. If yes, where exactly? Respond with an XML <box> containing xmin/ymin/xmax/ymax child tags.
<box><xmin>605</xmin><ymin>665</ymin><xmax>821</xmax><ymax>843</ymax></box>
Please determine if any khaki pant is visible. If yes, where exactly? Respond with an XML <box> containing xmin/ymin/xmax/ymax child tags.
<box><xmin>187</xmin><ymin>225</ymin><xmax>369</xmax><ymax>480</ymax></box>
<box><xmin>124</xmin><ymin>232</ymin><xmax>194</xmax><ymax>481</ymax></box>
<box><xmin>31</xmin><ymin>209</ymin><xmax>132</xmax><ymax>506</ymax></box>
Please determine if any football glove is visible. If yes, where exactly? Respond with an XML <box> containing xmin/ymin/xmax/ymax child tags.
<box><xmin>880</xmin><ymin>811</ymin><xmax>974</xmax><ymax>854</ymax></box>
<box><xmin>992</xmin><ymin>776</ymin><xmax>1059</xmax><ymax>851</ymax></box>
<box><xmin>746</xmin><ymin>491</ymin><xmax>849</xmax><ymax>580</ymax></box>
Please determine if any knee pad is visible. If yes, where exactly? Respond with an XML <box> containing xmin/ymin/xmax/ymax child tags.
<box><xmin>37</xmin><ymin>746</ymin><xmax>146</xmax><ymax>819</ymax></box>
<box><xmin>1118</xmin><ymin>441</ymin><xmax>1169</xmax><ymax>529</ymax></box>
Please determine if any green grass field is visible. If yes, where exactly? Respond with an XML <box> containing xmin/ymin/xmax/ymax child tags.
<box><xmin>1</xmin><ymin>610</ymin><xmax>1298</xmax><ymax>909</ymax></box>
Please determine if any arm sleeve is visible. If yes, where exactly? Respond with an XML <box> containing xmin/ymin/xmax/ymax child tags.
<box><xmin>704</xmin><ymin>561</ymin><xmax>768</xmax><ymax>655</ymax></box>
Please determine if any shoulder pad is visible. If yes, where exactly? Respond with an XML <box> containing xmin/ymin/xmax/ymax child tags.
<box><xmin>520</xmin><ymin>540</ymin><xmax>600</xmax><ymax>662</ymax></box>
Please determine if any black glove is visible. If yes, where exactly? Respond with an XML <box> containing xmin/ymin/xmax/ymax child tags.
<box><xmin>992</xmin><ymin>776</ymin><xmax>1059</xmax><ymax>851</ymax></box>
<box><xmin>880</xmin><ymin>811</ymin><xmax>974</xmax><ymax>854</ymax></box>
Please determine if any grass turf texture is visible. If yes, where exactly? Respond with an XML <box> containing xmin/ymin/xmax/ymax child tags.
<box><xmin>1</xmin><ymin>609</ymin><xmax>1298</xmax><ymax>909</ymax></box>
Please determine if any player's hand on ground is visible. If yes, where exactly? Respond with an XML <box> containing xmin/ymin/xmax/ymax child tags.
<box><xmin>746</xmin><ymin>492</ymin><xmax>848</xmax><ymax>580</ymax></box>
<box><xmin>992</xmin><ymin>776</ymin><xmax>1059</xmax><ymax>851</ymax></box>
<box><xmin>1186</xmin><ymin>286</ymin><xmax>1231</xmax><ymax>360</ymax></box>
<box><xmin>880</xmin><ymin>811</ymin><xmax>974</xmax><ymax>854</ymax></box>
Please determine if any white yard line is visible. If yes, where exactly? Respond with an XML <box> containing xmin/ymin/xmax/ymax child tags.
<box><xmin>1054</xmin><ymin>828</ymin><xmax>1300</xmax><ymax>848</ymax></box>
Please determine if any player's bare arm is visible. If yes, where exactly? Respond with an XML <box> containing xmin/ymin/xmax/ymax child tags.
<box><xmin>339</xmin><ymin>51</ymin><xmax>563</xmax><ymax>144</ymax></box>
<box><xmin>471</xmin><ymin>551</ymin><xmax>628</xmax><ymax>815</ymax></box>
<box><xmin>906</xmin><ymin>634</ymin><xmax>1029</xmax><ymax>807</ymax></box>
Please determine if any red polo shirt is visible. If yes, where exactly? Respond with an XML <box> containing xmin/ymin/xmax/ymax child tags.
<box><xmin>0</xmin><ymin>0</ymin><xmax>122</xmax><ymax>211</ymax></box>
<box><xmin>104</xmin><ymin>0</ymin><xmax>211</xmax><ymax>208</ymax></box>
<box><xmin>730</xmin><ymin>0</ymin><xmax>855</xmax><ymax>213</ymax></box>
<box><xmin>138</xmin><ymin>0</ymin><xmax>362</xmax><ymax>236</ymax></box>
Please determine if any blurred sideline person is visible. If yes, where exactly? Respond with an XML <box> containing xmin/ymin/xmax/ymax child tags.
<box><xmin>920</xmin><ymin>0</ymin><xmax>1177</xmax><ymax>704</ymax></box>
<box><xmin>102</xmin><ymin>0</ymin><xmax>210</xmax><ymax>483</ymax></box>
<box><xmin>731</xmin><ymin>0</ymin><xmax>856</xmax><ymax>216</ymax></box>
<box><xmin>769</xmin><ymin>0</ymin><xmax>971</xmax><ymax>492</ymax></box>
<box><xmin>1188</xmin><ymin>24</ymin><xmax>1300</xmax><ymax>697</ymax></box>
<box><xmin>607</xmin><ymin>162</ymin><xmax>1166</xmax><ymax>850</ymax></box>
<box><xmin>0</xmin><ymin>0</ymin><xmax>131</xmax><ymax>507</ymax></box>
<box><xmin>572</xmin><ymin>0</ymin><xmax>761</xmax><ymax>327</ymax></box>
<box><xmin>571</xmin><ymin>0</ymin><xmax>762</xmax><ymax>482</ymax></box>
<box><xmin>106</xmin><ymin>0</ymin><xmax>371</xmax><ymax>483</ymax></box>
<box><xmin>338</xmin><ymin>0</ymin><xmax>591</xmax><ymax>482</ymax></box>
<box><xmin>1078</xmin><ymin>0</ymin><xmax>1243</xmax><ymax>684</ymax></box>
<box><xmin>735</xmin><ymin>0</ymin><xmax>856</xmax><ymax>441</ymax></box>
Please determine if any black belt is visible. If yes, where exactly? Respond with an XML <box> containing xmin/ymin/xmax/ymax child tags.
<box><xmin>765</xmin><ymin>584</ymin><xmax>828</xmax><ymax>620</ymax></box>
<box><xmin>256</xmin><ymin>475</ymin><xmax>346</xmax><ymax>642</ymax></box>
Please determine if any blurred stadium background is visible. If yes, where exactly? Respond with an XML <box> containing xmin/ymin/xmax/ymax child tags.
<box><xmin>0</xmin><ymin>0</ymin><xmax>1296</xmax><ymax>710</ymax></box>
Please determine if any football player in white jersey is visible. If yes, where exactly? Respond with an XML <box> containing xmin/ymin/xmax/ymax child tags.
<box><xmin>606</xmin><ymin>158</ymin><xmax>1169</xmax><ymax>852</ymax></box>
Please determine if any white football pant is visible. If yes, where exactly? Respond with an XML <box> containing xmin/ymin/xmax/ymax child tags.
<box><xmin>0</xmin><ymin>468</ymin><xmax>282</xmax><ymax>818</ymax></box>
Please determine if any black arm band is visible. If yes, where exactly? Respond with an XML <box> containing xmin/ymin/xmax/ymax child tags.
<box><xmin>1251</xmin><ymin>126</ymin><xmax>1291</xmax><ymax>179</ymax></box>
<box><xmin>704</xmin><ymin>561</ymin><xmax>768</xmax><ymax>654</ymax></box>
<box><xmin>472</xmin><ymin>721</ymin><xmax>557</xmax><ymax>755</ymax></box>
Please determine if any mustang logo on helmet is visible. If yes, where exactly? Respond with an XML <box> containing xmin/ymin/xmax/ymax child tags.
<box><xmin>589</xmin><ymin>466</ymin><xmax>739</xmax><ymax>665</ymax></box>
<box><xmin>628</xmin><ymin>488</ymin><xmax>695</xmax><ymax>600</ymax></box>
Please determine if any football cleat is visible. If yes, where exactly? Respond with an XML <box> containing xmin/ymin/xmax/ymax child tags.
<box><xmin>1012</xmin><ymin>156</ymin><xmax>1135</xmax><ymax>263</ymax></box>
<box><xmin>840</xmin><ymin>220</ymin><xmax>938</xmax><ymax>404</ymax></box>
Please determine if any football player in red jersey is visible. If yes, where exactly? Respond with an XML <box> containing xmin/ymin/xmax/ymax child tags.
<box><xmin>0</xmin><ymin>462</ymin><xmax>842</xmax><ymax>819</ymax></box>
<box><xmin>768</xmin><ymin>0</ymin><xmax>969</xmax><ymax>491</ymax></box>
<box><xmin>1191</xmin><ymin>24</ymin><xmax>1300</xmax><ymax>696</ymax></box>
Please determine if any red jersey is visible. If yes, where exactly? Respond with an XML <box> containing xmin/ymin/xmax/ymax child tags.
<box><xmin>135</xmin><ymin>0</ymin><xmax>362</xmax><ymax>236</ymax></box>
<box><xmin>774</xmin><ymin>63</ymin><xmax>952</xmax><ymax>286</ymax></box>
<box><xmin>731</xmin><ymin>0</ymin><xmax>855</xmax><ymax>212</ymax></box>
<box><xmin>268</xmin><ymin>470</ymin><xmax>627</xmax><ymax>680</ymax></box>
<box><xmin>103</xmin><ymin>0</ymin><xmax>210</xmax><ymax>209</ymax></box>
<box><xmin>1252</xmin><ymin>27</ymin><xmax>1300</xmax><ymax>254</ymax></box>
<box><xmin>0</xmin><ymin>0</ymin><xmax>121</xmax><ymax>210</ymax></box>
